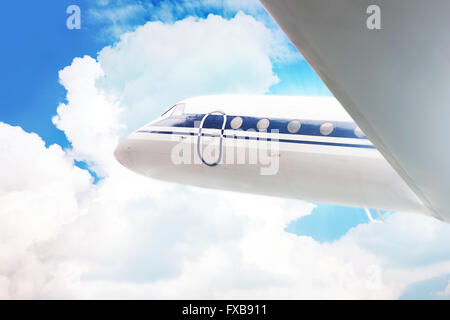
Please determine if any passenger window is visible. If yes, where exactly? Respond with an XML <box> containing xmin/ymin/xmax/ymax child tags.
<box><xmin>230</xmin><ymin>116</ymin><xmax>243</xmax><ymax>129</ymax></box>
<box><xmin>320</xmin><ymin>122</ymin><xmax>334</xmax><ymax>135</ymax></box>
<box><xmin>287</xmin><ymin>120</ymin><xmax>301</xmax><ymax>133</ymax></box>
<box><xmin>257</xmin><ymin>118</ymin><xmax>270</xmax><ymax>131</ymax></box>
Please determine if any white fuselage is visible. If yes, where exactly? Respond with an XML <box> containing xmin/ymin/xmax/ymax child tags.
<box><xmin>115</xmin><ymin>95</ymin><xmax>429</xmax><ymax>215</ymax></box>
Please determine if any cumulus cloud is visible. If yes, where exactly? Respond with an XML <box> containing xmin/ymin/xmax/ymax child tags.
<box><xmin>53</xmin><ymin>56</ymin><xmax>123</xmax><ymax>176</ymax></box>
<box><xmin>88</xmin><ymin>0</ymin><xmax>300</xmax><ymax>65</ymax></box>
<box><xmin>96</xmin><ymin>13</ymin><xmax>280</xmax><ymax>132</ymax></box>
<box><xmin>0</xmin><ymin>123</ymin><xmax>92</xmax><ymax>298</ymax></box>
<box><xmin>1</xmin><ymin>11</ymin><xmax>449</xmax><ymax>299</ymax></box>
<box><xmin>341</xmin><ymin>213</ymin><xmax>450</xmax><ymax>269</ymax></box>
<box><xmin>436</xmin><ymin>282</ymin><xmax>450</xmax><ymax>298</ymax></box>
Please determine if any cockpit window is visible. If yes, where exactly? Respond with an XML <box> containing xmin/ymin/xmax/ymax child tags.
<box><xmin>161</xmin><ymin>106</ymin><xmax>175</xmax><ymax>118</ymax></box>
<box><xmin>160</xmin><ymin>103</ymin><xmax>185</xmax><ymax>119</ymax></box>
<box><xmin>171</xmin><ymin>103</ymin><xmax>185</xmax><ymax>116</ymax></box>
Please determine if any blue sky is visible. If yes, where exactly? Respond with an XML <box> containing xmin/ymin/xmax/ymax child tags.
<box><xmin>0</xmin><ymin>0</ymin><xmax>448</xmax><ymax>299</ymax></box>
<box><xmin>286</xmin><ymin>204</ymin><xmax>383</xmax><ymax>243</ymax></box>
<box><xmin>0</xmin><ymin>1</ymin><xmax>98</xmax><ymax>147</ymax></box>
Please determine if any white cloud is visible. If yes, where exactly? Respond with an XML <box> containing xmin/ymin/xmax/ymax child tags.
<box><xmin>88</xmin><ymin>0</ymin><xmax>301</xmax><ymax>65</ymax></box>
<box><xmin>341</xmin><ymin>213</ymin><xmax>450</xmax><ymax>268</ymax></box>
<box><xmin>436</xmin><ymin>281</ymin><xmax>450</xmax><ymax>298</ymax></box>
<box><xmin>53</xmin><ymin>56</ymin><xmax>123</xmax><ymax>177</ymax></box>
<box><xmin>1</xmin><ymin>11</ymin><xmax>449</xmax><ymax>299</ymax></box>
<box><xmin>96</xmin><ymin>13</ymin><xmax>280</xmax><ymax>132</ymax></box>
<box><xmin>0</xmin><ymin>123</ymin><xmax>92</xmax><ymax>298</ymax></box>
<box><xmin>337</xmin><ymin>213</ymin><xmax>450</xmax><ymax>296</ymax></box>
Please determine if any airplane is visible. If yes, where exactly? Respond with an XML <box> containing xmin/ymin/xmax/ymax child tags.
<box><xmin>116</xmin><ymin>0</ymin><xmax>450</xmax><ymax>223</ymax></box>
<box><xmin>114</xmin><ymin>94</ymin><xmax>432</xmax><ymax>221</ymax></box>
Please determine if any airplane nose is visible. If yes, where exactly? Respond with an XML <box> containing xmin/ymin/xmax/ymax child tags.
<box><xmin>114</xmin><ymin>138</ymin><xmax>133</xmax><ymax>169</ymax></box>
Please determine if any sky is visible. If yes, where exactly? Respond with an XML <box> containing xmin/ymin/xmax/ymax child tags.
<box><xmin>0</xmin><ymin>0</ymin><xmax>449</xmax><ymax>299</ymax></box>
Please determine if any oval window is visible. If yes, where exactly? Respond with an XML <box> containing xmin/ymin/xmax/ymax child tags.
<box><xmin>257</xmin><ymin>118</ymin><xmax>270</xmax><ymax>131</ymax></box>
<box><xmin>230</xmin><ymin>116</ymin><xmax>243</xmax><ymax>130</ymax></box>
<box><xmin>320</xmin><ymin>122</ymin><xmax>334</xmax><ymax>135</ymax></box>
<box><xmin>354</xmin><ymin>127</ymin><xmax>365</xmax><ymax>138</ymax></box>
<box><xmin>287</xmin><ymin>120</ymin><xmax>301</xmax><ymax>133</ymax></box>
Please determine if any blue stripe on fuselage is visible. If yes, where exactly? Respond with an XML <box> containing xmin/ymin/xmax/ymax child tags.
<box><xmin>150</xmin><ymin>113</ymin><xmax>368</xmax><ymax>140</ymax></box>
<box><xmin>136</xmin><ymin>130</ymin><xmax>376</xmax><ymax>149</ymax></box>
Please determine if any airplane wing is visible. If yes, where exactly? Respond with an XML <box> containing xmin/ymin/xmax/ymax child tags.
<box><xmin>260</xmin><ymin>0</ymin><xmax>450</xmax><ymax>222</ymax></box>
